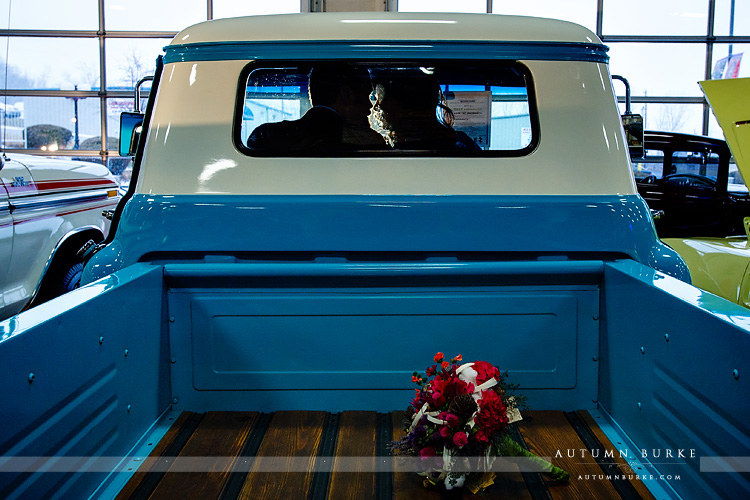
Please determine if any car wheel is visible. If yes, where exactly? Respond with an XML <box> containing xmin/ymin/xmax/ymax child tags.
<box><xmin>59</xmin><ymin>262</ymin><xmax>84</xmax><ymax>294</ymax></box>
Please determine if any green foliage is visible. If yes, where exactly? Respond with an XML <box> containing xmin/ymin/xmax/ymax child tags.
<box><xmin>26</xmin><ymin>124</ymin><xmax>72</xmax><ymax>149</ymax></box>
<box><xmin>80</xmin><ymin>136</ymin><xmax>119</xmax><ymax>150</ymax></box>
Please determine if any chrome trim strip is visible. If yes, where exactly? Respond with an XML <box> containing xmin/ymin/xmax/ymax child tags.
<box><xmin>10</xmin><ymin>189</ymin><xmax>115</xmax><ymax>214</ymax></box>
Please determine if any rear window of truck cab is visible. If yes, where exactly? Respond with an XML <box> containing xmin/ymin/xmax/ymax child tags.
<box><xmin>236</xmin><ymin>62</ymin><xmax>537</xmax><ymax>157</ymax></box>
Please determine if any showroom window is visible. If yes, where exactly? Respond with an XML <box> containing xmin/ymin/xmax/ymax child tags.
<box><xmin>0</xmin><ymin>0</ymin><xmax>301</xmax><ymax>175</ymax></box>
<box><xmin>1</xmin><ymin>0</ymin><xmax>749</xmax><ymax>172</ymax></box>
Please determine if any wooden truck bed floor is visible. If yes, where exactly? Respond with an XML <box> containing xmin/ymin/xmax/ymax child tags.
<box><xmin>114</xmin><ymin>410</ymin><xmax>656</xmax><ymax>500</ymax></box>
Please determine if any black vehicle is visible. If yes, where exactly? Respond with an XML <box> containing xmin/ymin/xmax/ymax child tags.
<box><xmin>633</xmin><ymin>130</ymin><xmax>750</xmax><ymax>238</ymax></box>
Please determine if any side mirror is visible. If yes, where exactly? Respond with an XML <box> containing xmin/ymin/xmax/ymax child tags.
<box><xmin>119</xmin><ymin>112</ymin><xmax>143</xmax><ymax>157</ymax></box>
<box><xmin>612</xmin><ymin>75</ymin><xmax>645</xmax><ymax>158</ymax></box>
<box><xmin>119</xmin><ymin>75</ymin><xmax>154</xmax><ymax>157</ymax></box>
<box><xmin>622</xmin><ymin>112</ymin><xmax>644</xmax><ymax>159</ymax></box>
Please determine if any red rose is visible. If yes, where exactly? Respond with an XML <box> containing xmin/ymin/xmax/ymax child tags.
<box><xmin>440</xmin><ymin>426</ymin><xmax>452</xmax><ymax>438</ymax></box>
<box><xmin>420</xmin><ymin>446</ymin><xmax>436</xmax><ymax>459</ymax></box>
<box><xmin>452</xmin><ymin>432</ymin><xmax>469</xmax><ymax>447</ymax></box>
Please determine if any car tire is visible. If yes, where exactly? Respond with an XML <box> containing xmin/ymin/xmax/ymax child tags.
<box><xmin>59</xmin><ymin>261</ymin><xmax>84</xmax><ymax>294</ymax></box>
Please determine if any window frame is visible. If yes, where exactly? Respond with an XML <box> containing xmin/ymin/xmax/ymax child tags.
<box><xmin>233</xmin><ymin>59</ymin><xmax>540</xmax><ymax>158</ymax></box>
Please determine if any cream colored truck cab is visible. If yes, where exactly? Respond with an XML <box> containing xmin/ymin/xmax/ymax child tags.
<box><xmin>0</xmin><ymin>153</ymin><xmax>119</xmax><ymax>319</ymax></box>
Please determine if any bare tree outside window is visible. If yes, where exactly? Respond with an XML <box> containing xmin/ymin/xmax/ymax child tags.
<box><xmin>121</xmin><ymin>50</ymin><xmax>149</xmax><ymax>89</ymax></box>
<box><xmin>654</xmin><ymin>105</ymin><xmax>688</xmax><ymax>132</ymax></box>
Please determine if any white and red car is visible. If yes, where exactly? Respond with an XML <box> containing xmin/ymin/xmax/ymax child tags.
<box><xmin>0</xmin><ymin>152</ymin><xmax>119</xmax><ymax>319</ymax></box>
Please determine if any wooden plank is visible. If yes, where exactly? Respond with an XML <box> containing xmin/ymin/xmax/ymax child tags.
<box><xmin>115</xmin><ymin>411</ymin><xmax>195</xmax><ymax>500</ymax></box>
<box><xmin>327</xmin><ymin>411</ymin><xmax>378</xmax><ymax>500</ymax></box>
<box><xmin>578</xmin><ymin>411</ymin><xmax>656</xmax><ymax>500</ymax></box>
<box><xmin>237</xmin><ymin>411</ymin><xmax>326</xmax><ymax>500</ymax></box>
<box><xmin>519</xmin><ymin>410</ymin><xmax>623</xmax><ymax>500</ymax></box>
<box><xmin>392</xmin><ymin>410</ymin><xmax>535</xmax><ymax>500</ymax></box>
<box><xmin>148</xmin><ymin>411</ymin><xmax>257</xmax><ymax>500</ymax></box>
<box><xmin>391</xmin><ymin>411</ymin><xmax>442</xmax><ymax>500</ymax></box>
<box><xmin>473</xmin><ymin>427</ymin><xmax>533</xmax><ymax>500</ymax></box>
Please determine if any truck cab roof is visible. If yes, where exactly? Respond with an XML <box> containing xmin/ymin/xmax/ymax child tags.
<box><xmin>171</xmin><ymin>12</ymin><xmax>602</xmax><ymax>46</ymax></box>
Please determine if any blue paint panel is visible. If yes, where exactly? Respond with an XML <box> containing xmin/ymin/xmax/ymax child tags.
<box><xmin>165</xmin><ymin>260</ymin><xmax>601</xmax><ymax>413</ymax></box>
<box><xmin>163</xmin><ymin>40</ymin><xmax>609</xmax><ymax>64</ymax></box>
<box><xmin>0</xmin><ymin>264</ymin><xmax>168</xmax><ymax>500</ymax></box>
<box><xmin>190</xmin><ymin>292</ymin><xmax>577</xmax><ymax>391</ymax></box>
<box><xmin>599</xmin><ymin>260</ymin><xmax>750</xmax><ymax>500</ymax></box>
<box><xmin>85</xmin><ymin>194</ymin><xmax>689</xmax><ymax>284</ymax></box>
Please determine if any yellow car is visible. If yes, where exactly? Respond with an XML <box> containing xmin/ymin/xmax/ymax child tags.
<box><xmin>664</xmin><ymin>77</ymin><xmax>750</xmax><ymax>307</ymax></box>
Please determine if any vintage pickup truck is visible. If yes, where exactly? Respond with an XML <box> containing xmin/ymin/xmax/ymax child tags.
<box><xmin>1</xmin><ymin>12</ymin><xmax>749</xmax><ymax>500</ymax></box>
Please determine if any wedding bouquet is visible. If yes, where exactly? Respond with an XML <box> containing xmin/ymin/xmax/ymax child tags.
<box><xmin>390</xmin><ymin>352</ymin><xmax>569</xmax><ymax>492</ymax></box>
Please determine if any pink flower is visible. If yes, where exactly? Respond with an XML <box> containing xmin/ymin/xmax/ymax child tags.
<box><xmin>440</xmin><ymin>426</ymin><xmax>452</xmax><ymax>438</ymax></box>
<box><xmin>445</xmin><ymin>414</ymin><xmax>459</xmax><ymax>428</ymax></box>
<box><xmin>419</xmin><ymin>446</ymin><xmax>436</xmax><ymax>459</ymax></box>
<box><xmin>452</xmin><ymin>432</ymin><xmax>469</xmax><ymax>447</ymax></box>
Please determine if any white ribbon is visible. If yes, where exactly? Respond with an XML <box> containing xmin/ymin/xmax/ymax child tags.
<box><xmin>409</xmin><ymin>403</ymin><xmax>430</xmax><ymax>432</ymax></box>
<box><xmin>427</xmin><ymin>414</ymin><xmax>448</xmax><ymax>426</ymax></box>
<box><xmin>475</xmin><ymin>378</ymin><xmax>498</xmax><ymax>392</ymax></box>
<box><xmin>455</xmin><ymin>362</ymin><xmax>474</xmax><ymax>375</ymax></box>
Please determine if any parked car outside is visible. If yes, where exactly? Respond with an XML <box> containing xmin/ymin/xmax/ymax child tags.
<box><xmin>0</xmin><ymin>152</ymin><xmax>119</xmax><ymax>319</ymax></box>
<box><xmin>633</xmin><ymin>130</ymin><xmax>748</xmax><ymax>238</ymax></box>
<box><xmin>657</xmin><ymin>78</ymin><xmax>750</xmax><ymax>308</ymax></box>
